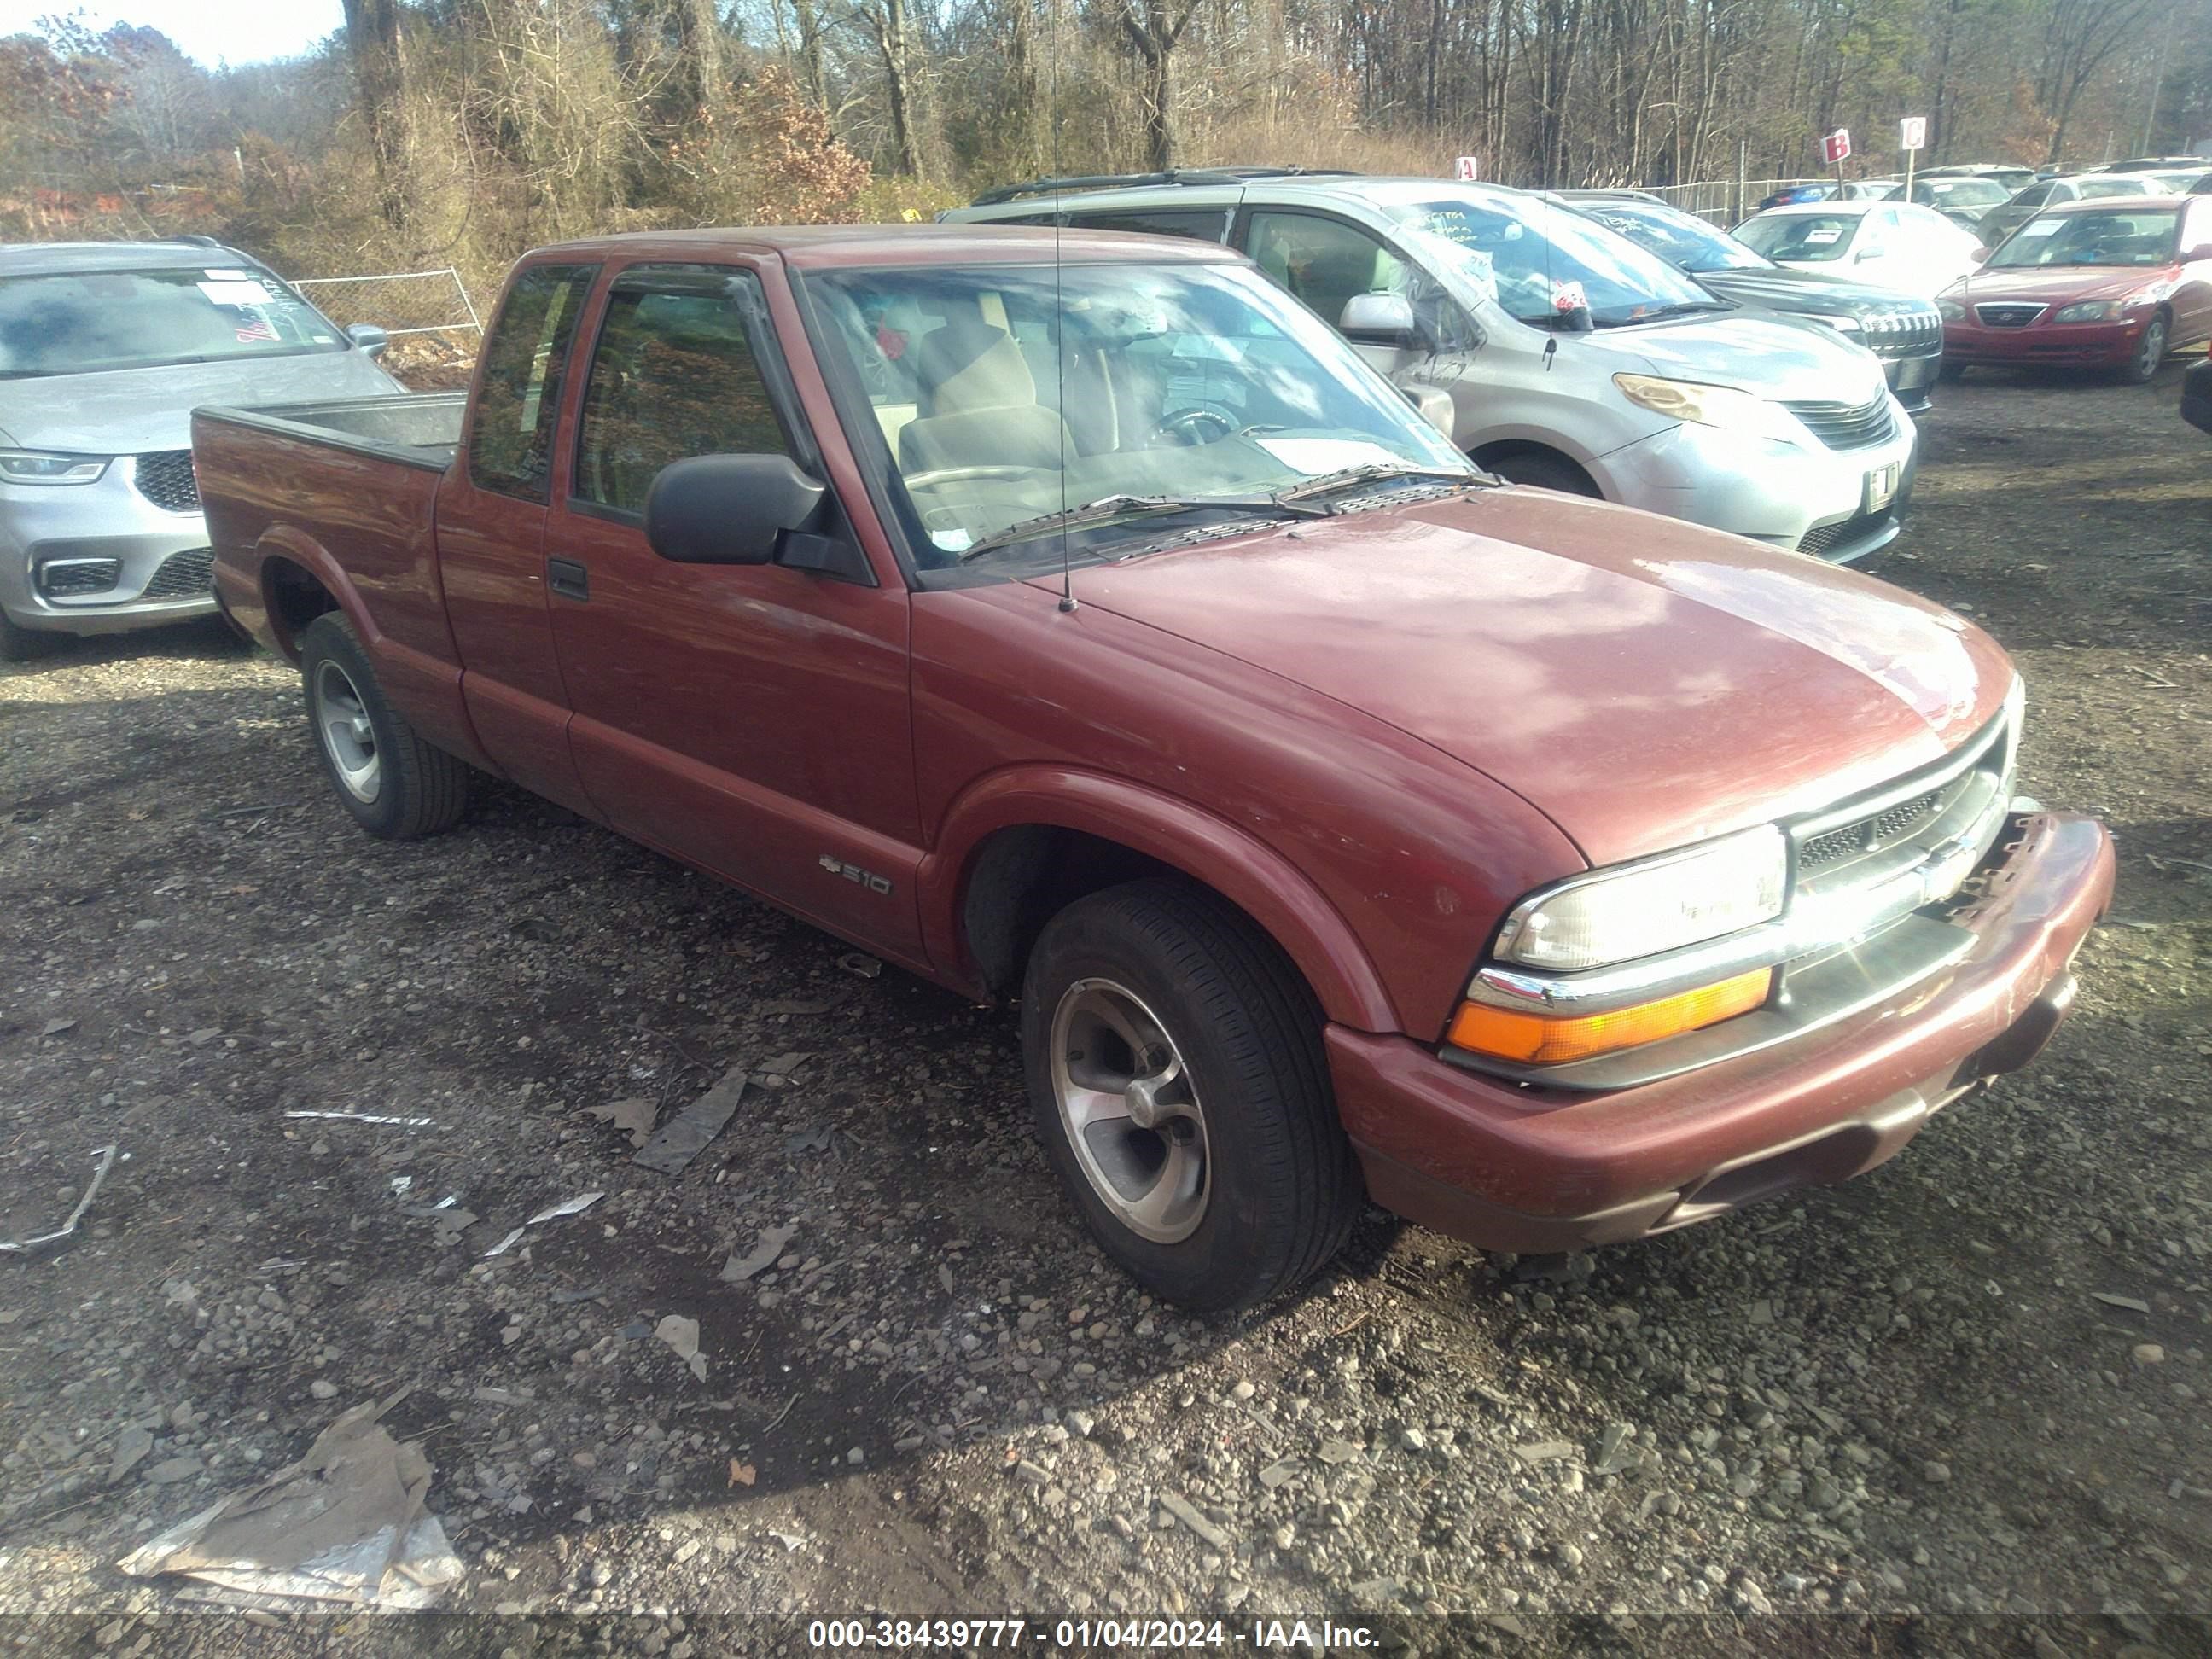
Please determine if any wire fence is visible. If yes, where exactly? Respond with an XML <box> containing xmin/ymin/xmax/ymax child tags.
<box><xmin>294</xmin><ymin>267</ymin><xmax>483</xmax><ymax>388</ymax></box>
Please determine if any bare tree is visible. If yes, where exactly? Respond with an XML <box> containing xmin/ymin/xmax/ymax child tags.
<box><xmin>1115</xmin><ymin>0</ymin><xmax>1203</xmax><ymax>168</ymax></box>
<box><xmin>339</xmin><ymin>0</ymin><xmax>410</xmax><ymax>231</ymax></box>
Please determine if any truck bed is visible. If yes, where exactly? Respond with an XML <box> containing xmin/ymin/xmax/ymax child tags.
<box><xmin>195</xmin><ymin>392</ymin><xmax>466</xmax><ymax>471</ymax></box>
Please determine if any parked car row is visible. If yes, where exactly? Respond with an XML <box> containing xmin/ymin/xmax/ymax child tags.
<box><xmin>947</xmin><ymin>170</ymin><xmax>1920</xmax><ymax>563</ymax></box>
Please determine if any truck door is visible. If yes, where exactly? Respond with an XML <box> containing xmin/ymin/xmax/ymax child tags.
<box><xmin>540</xmin><ymin>260</ymin><xmax>924</xmax><ymax>958</ymax></box>
<box><xmin>437</xmin><ymin>260</ymin><xmax>602</xmax><ymax>816</ymax></box>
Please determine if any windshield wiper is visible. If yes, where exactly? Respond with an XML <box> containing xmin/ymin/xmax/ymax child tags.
<box><xmin>958</xmin><ymin>492</ymin><xmax>1331</xmax><ymax>561</ymax></box>
<box><xmin>1273</xmin><ymin>463</ymin><xmax>1485</xmax><ymax>504</ymax></box>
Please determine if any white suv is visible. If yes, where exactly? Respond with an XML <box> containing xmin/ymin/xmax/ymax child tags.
<box><xmin>947</xmin><ymin>168</ymin><xmax>1919</xmax><ymax>562</ymax></box>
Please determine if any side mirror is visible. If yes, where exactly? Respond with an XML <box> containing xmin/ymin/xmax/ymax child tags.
<box><xmin>1400</xmin><ymin>384</ymin><xmax>1458</xmax><ymax>437</ymax></box>
<box><xmin>645</xmin><ymin>454</ymin><xmax>825</xmax><ymax>566</ymax></box>
<box><xmin>1339</xmin><ymin>291</ymin><xmax>1424</xmax><ymax>349</ymax></box>
<box><xmin>346</xmin><ymin>323</ymin><xmax>390</xmax><ymax>358</ymax></box>
<box><xmin>2184</xmin><ymin>243</ymin><xmax>2212</xmax><ymax>264</ymax></box>
<box><xmin>1854</xmin><ymin>246</ymin><xmax>1883</xmax><ymax>263</ymax></box>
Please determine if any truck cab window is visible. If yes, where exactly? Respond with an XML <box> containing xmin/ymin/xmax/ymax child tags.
<box><xmin>468</xmin><ymin>263</ymin><xmax>598</xmax><ymax>501</ymax></box>
<box><xmin>574</xmin><ymin>271</ymin><xmax>792</xmax><ymax>515</ymax></box>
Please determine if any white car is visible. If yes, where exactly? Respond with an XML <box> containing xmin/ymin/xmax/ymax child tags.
<box><xmin>1732</xmin><ymin>201</ymin><xmax>1984</xmax><ymax>299</ymax></box>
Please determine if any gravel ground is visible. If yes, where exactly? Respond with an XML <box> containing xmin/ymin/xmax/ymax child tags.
<box><xmin>1</xmin><ymin>360</ymin><xmax>2207</xmax><ymax>1657</ymax></box>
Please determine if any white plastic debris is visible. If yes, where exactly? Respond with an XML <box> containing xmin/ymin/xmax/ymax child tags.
<box><xmin>482</xmin><ymin>1192</ymin><xmax>603</xmax><ymax>1257</ymax></box>
<box><xmin>655</xmin><ymin>1314</ymin><xmax>707</xmax><ymax>1382</ymax></box>
<box><xmin>284</xmin><ymin>1112</ymin><xmax>437</xmax><ymax>1127</ymax></box>
<box><xmin>116</xmin><ymin>1396</ymin><xmax>463</xmax><ymax>1610</ymax></box>
<box><xmin>2</xmin><ymin>1144</ymin><xmax>118</xmax><ymax>1254</ymax></box>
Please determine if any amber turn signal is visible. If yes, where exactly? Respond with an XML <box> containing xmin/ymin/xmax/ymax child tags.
<box><xmin>1448</xmin><ymin>967</ymin><xmax>1774</xmax><ymax>1066</ymax></box>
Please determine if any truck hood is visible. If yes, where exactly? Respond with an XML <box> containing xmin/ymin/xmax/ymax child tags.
<box><xmin>1061</xmin><ymin>488</ymin><xmax>2009</xmax><ymax>867</ymax></box>
<box><xmin>1585</xmin><ymin>308</ymin><xmax>1889</xmax><ymax>404</ymax></box>
<box><xmin>0</xmin><ymin>351</ymin><xmax>402</xmax><ymax>455</ymax></box>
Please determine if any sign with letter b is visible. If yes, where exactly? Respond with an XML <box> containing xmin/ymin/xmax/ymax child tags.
<box><xmin>1819</xmin><ymin>129</ymin><xmax>1852</xmax><ymax>165</ymax></box>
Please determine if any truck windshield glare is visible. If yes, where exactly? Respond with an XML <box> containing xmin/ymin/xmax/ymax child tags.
<box><xmin>806</xmin><ymin>261</ymin><xmax>1473</xmax><ymax>570</ymax></box>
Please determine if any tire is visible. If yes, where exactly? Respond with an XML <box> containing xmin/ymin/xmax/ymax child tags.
<box><xmin>1938</xmin><ymin>361</ymin><xmax>1967</xmax><ymax>384</ymax></box>
<box><xmin>1020</xmin><ymin>878</ymin><xmax>1360</xmax><ymax>1313</ymax></box>
<box><xmin>1485</xmin><ymin>451</ymin><xmax>1600</xmax><ymax>497</ymax></box>
<box><xmin>297</xmin><ymin>612</ymin><xmax>469</xmax><ymax>840</ymax></box>
<box><xmin>0</xmin><ymin>608</ymin><xmax>55</xmax><ymax>663</ymax></box>
<box><xmin>2122</xmin><ymin>313</ymin><xmax>2168</xmax><ymax>385</ymax></box>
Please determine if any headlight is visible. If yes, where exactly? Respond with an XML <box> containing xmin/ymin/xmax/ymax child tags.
<box><xmin>0</xmin><ymin>450</ymin><xmax>109</xmax><ymax>486</ymax></box>
<box><xmin>1819</xmin><ymin>313</ymin><xmax>1865</xmax><ymax>333</ymax></box>
<box><xmin>1936</xmin><ymin>300</ymin><xmax>1967</xmax><ymax>321</ymax></box>
<box><xmin>1612</xmin><ymin>374</ymin><xmax>1804</xmax><ymax>445</ymax></box>
<box><xmin>2052</xmin><ymin>300</ymin><xmax>2123</xmax><ymax>323</ymax></box>
<box><xmin>1493</xmin><ymin>824</ymin><xmax>1788</xmax><ymax>971</ymax></box>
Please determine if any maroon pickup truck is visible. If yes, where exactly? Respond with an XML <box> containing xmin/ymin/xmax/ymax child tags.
<box><xmin>195</xmin><ymin>226</ymin><xmax>2114</xmax><ymax>1312</ymax></box>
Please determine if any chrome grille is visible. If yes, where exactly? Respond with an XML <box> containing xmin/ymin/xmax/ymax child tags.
<box><xmin>1801</xmin><ymin>790</ymin><xmax>1942</xmax><ymax>870</ymax></box>
<box><xmin>1859</xmin><ymin>309</ymin><xmax>1944</xmax><ymax>360</ymax></box>
<box><xmin>142</xmin><ymin>547</ymin><xmax>215</xmax><ymax>599</ymax></box>
<box><xmin>1974</xmin><ymin>303</ymin><xmax>2044</xmax><ymax>329</ymax></box>
<box><xmin>133</xmin><ymin>451</ymin><xmax>201</xmax><ymax>514</ymax></box>
<box><xmin>1782</xmin><ymin>394</ymin><xmax>1898</xmax><ymax>451</ymax></box>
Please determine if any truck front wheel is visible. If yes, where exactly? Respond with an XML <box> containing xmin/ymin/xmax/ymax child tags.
<box><xmin>1020</xmin><ymin>879</ymin><xmax>1361</xmax><ymax>1313</ymax></box>
<box><xmin>298</xmin><ymin>612</ymin><xmax>469</xmax><ymax>840</ymax></box>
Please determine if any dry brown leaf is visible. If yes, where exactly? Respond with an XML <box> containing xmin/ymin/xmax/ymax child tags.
<box><xmin>584</xmin><ymin>1097</ymin><xmax>656</xmax><ymax>1148</ymax></box>
<box><xmin>728</xmin><ymin>1459</ymin><xmax>756</xmax><ymax>1487</ymax></box>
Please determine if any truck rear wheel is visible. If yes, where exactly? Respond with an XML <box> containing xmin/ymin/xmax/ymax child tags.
<box><xmin>1020</xmin><ymin>878</ymin><xmax>1360</xmax><ymax>1313</ymax></box>
<box><xmin>298</xmin><ymin>612</ymin><xmax>469</xmax><ymax>840</ymax></box>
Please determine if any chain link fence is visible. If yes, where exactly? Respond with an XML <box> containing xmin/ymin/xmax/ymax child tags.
<box><xmin>294</xmin><ymin>268</ymin><xmax>483</xmax><ymax>389</ymax></box>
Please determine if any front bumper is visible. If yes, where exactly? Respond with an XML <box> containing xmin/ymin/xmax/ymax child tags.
<box><xmin>1332</xmin><ymin>810</ymin><xmax>2114</xmax><ymax>1253</ymax></box>
<box><xmin>1876</xmin><ymin>346</ymin><xmax>1942</xmax><ymax>414</ymax></box>
<box><xmin>1593</xmin><ymin>399</ymin><xmax>1918</xmax><ymax>563</ymax></box>
<box><xmin>1</xmin><ymin>459</ymin><xmax>218</xmax><ymax>637</ymax></box>
<box><xmin>1943</xmin><ymin>315</ymin><xmax>2145</xmax><ymax>367</ymax></box>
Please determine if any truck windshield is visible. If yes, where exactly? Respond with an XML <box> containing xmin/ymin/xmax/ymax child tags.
<box><xmin>1379</xmin><ymin>195</ymin><xmax>1725</xmax><ymax>328</ymax></box>
<box><xmin>1565</xmin><ymin>200</ymin><xmax>1770</xmax><ymax>274</ymax></box>
<box><xmin>0</xmin><ymin>266</ymin><xmax>348</xmax><ymax>379</ymax></box>
<box><xmin>806</xmin><ymin>260</ymin><xmax>1475</xmax><ymax>573</ymax></box>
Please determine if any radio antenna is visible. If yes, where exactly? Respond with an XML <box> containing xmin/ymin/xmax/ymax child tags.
<box><xmin>1051</xmin><ymin>0</ymin><xmax>1075</xmax><ymax>613</ymax></box>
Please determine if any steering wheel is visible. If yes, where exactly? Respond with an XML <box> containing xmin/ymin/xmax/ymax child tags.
<box><xmin>1150</xmin><ymin>407</ymin><xmax>1236</xmax><ymax>447</ymax></box>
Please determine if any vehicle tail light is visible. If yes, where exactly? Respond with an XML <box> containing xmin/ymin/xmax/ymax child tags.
<box><xmin>1447</xmin><ymin>968</ymin><xmax>1774</xmax><ymax>1067</ymax></box>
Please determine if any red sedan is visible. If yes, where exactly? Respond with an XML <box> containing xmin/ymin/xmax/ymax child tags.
<box><xmin>1939</xmin><ymin>195</ymin><xmax>2212</xmax><ymax>382</ymax></box>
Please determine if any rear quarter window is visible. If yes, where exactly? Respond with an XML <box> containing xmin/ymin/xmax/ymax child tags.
<box><xmin>468</xmin><ymin>263</ymin><xmax>599</xmax><ymax>501</ymax></box>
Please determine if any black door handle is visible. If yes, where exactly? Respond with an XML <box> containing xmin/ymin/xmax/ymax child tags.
<box><xmin>547</xmin><ymin>557</ymin><xmax>589</xmax><ymax>602</ymax></box>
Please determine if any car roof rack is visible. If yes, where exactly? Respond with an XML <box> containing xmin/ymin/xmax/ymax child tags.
<box><xmin>969</xmin><ymin>166</ymin><xmax>1363</xmax><ymax>207</ymax></box>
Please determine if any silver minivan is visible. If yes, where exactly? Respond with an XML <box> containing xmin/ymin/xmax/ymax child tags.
<box><xmin>0</xmin><ymin>237</ymin><xmax>407</xmax><ymax>658</ymax></box>
<box><xmin>948</xmin><ymin>170</ymin><xmax>1918</xmax><ymax>562</ymax></box>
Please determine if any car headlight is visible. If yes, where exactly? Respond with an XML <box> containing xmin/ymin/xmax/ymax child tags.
<box><xmin>1493</xmin><ymin>824</ymin><xmax>1788</xmax><ymax>971</ymax></box>
<box><xmin>1819</xmin><ymin>313</ymin><xmax>1865</xmax><ymax>333</ymax></box>
<box><xmin>1612</xmin><ymin>374</ymin><xmax>1803</xmax><ymax>444</ymax></box>
<box><xmin>1936</xmin><ymin>299</ymin><xmax>1967</xmax><ymax>321</ymax></box>
<box><xmin>0</xmin><ymin>450</ymin><xmax>110</xmax><ymax>486</ymax></box>
<box><xmin>2052</xmin><ymin>300</ymin><xmax>2123</xmax><ymax>323</ymax></box>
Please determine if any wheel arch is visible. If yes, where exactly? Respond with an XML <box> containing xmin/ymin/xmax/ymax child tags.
<box><xmin>253</xmin><ymin>528</ymin><xmax>375</xmax><ymax>662</ymax></box>
<box><xmin>922</xmin><ymin>770</ymin><xmax>1401</xmax><ymax>1033</ymax></box>
<box><xmin>1471</xmin><ymin>440</ymin><xmax>1604</xmax><ymax>497</ymax></box>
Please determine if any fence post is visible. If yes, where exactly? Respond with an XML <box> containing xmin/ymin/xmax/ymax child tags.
<box><xmin>1737</xmin><ymin>139</ymin><xmax>1747</xmax><ymax>224</ymax></box>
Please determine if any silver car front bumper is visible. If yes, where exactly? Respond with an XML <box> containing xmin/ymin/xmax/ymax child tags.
<box><xmin>1</xmin><ymin>454</ymin><xmax>218</xmax><ymax>637</ymax></box>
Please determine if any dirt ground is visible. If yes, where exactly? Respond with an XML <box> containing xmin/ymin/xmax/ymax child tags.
<box><xmin>1</xmin><ymin>358</ymin><xmax>2208</xmax><ymax>1658</ymax></box>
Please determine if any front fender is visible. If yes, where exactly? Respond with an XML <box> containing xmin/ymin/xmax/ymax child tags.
<box><xmin>919</xmin><ymin>765</ymin><xmax>1402</xmax><ymax>1033</ymax></box>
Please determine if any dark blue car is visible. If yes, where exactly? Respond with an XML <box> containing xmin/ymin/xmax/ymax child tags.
<box><xmin>1757</xmin><ymin>183</ymin><xmax>1836</xmax><ymax>211</ymax></box>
